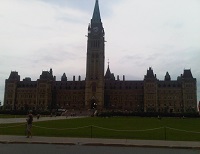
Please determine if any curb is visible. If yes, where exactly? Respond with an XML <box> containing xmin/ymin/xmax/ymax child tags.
<box><xmin>83</xmin><ymin>143</ymin><xmax>200</xmax><ymax>150</ymax></box>
<box><xmin>0</xmin><ymin>141</ymin><xmax>75</xmax><ymax>145</ymax></box>
<box><xmin>0</xmin><ymin>140</ymin><xmax>200</xmax><ymax>150</ymax></box>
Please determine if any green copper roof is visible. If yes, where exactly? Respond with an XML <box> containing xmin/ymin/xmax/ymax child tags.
<box><xmin>92</xmin><ymin>0</ymin><xmax>101</xmax><ymax>23</ymax></box>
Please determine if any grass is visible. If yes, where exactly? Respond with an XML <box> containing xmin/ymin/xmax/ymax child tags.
<box><xmin>0</xmin><ymin>117</ymin><xmax>200</xmax><ymax>141</ymax></box>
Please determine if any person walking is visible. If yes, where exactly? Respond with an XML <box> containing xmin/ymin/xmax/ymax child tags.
<box><xmin>26</xmin><ymin>110</ymin><xmax>33</xmax><ymax>138</ymax></box>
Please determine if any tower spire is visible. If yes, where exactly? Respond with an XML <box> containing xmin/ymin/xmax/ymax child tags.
<box><xmin>85</xmin><ymin>0</ymin><xmax>105</xmax><ymax>109</ymax></box>
<box><xmin>92</xmin><ymin>0</ymin><xmax>101</xmax><ymax>23</ymax></box>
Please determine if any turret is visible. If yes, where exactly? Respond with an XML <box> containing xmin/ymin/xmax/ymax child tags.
<box><xmin>61</xmin><ymin>73</ymin><xmax>67</xmax><ymax>81</ymax></box>
<box><xmin>164</xmin><ymin>72</ymin><xmax>171</xmax><ymax>81</ymax></box>
<box><xmin>39</xmin><ymin>69</ymin><xmax>54</xmax><ymax>80</ymax></box>
<box><xmin>50</xmin><ymin>68</ymin><xmax>53</xmax><ymax>75</ymax></box>
<box><xmin>8</xmin><ymin>71</ymin><xmax>20</xmax><ymax>81</ymax></box>
<box><xmin>182</xmin><ymin>69</ymin><xmax>193</xmax><ymax>78</ymax></box>
<box><xmin>105</xmin><ymin>64</ymin><xmax>115</xmax><ymax>80</ymax></box>
<box><xmin>144</xmin><ymin>67</ymin><xmax>157</xmax><ymax>80</ymax></box>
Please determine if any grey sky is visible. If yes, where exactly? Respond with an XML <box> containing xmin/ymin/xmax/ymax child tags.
<box><xmin>0</xmin><ymin>0</ymin><xmax>200</xmax><ymax>104</ymax></box>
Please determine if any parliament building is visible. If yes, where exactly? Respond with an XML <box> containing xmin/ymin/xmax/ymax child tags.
<box><xmin>4</xmin><ymin>0</ymin><xmax>197</xmax><ymax>113</ymax></box>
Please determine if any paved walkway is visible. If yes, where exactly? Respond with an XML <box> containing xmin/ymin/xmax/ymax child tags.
<box><xmin>0</xmin><ymin>135</ymin><xmax>200</xmax><ymax>149</ymax></box>
<box><xmin>0</xmin><ymin>116</ymin><xmax>84</xmax><ymax>124</ymax></box>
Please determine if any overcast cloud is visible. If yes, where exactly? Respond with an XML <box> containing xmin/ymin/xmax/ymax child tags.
<box><xmin>0</xmin><ymin>0</ymin><xmax>200</xmax><ymax>105</ymax></box>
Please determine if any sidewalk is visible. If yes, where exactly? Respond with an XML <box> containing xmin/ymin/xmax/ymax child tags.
<box><xmin>0</xmin><ymin>116</ymin><xmax>84</xmax><ymax>124</ymax></box>
<box><xmin>0</xmin><ymin>135</ymin><xmax>200</xmax><ymax>149</ymax></box>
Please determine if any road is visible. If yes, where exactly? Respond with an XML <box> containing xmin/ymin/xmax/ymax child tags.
<box><xmin>0</xmin><ymin>144</ymin><xmax>199</xmax><ymax>154</ymax></box>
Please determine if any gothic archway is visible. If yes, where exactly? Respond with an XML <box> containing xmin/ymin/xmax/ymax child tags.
<box><xmin>90</xmin><ymin>99</ymin><xmax>97</xmax><ymax>109</ymax></box>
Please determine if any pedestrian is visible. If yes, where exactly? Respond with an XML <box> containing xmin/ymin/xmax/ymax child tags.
<box><xmin>26</xmin><ymin>110</ymin><xmax>33</xmax><ymax>138</ymax></box>
<box><xmin>37</xmin><ymin>114</ymin><xmax>40</xmax><ymax>120</ymax></box>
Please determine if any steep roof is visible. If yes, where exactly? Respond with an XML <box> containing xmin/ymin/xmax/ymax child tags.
<box><xmin>91</xmin><ymin>0</ymin><xmax>101</xmax><ymax>23</ymax></box>
<box><xmin>105</xmin><ymin>65</ymin><xmax>111</xmax><ymax>78</ymax></box>
<box><xmin>40</xmin><ymin>71</ymin><xmax>54</xmax><ymax>80</ymax></box>
<box><xmin>8</xmin><ymin>71</ymin><xmax>20</xmax><ymax>81</ymax></box>
<box><xmin>61</xmin><ymin>73</ymin><xmax>67</xmax><ymax>81</ymax></box>
<box><xmin>145</xmin><ymin>67</ymin><xmax>156</xmax><ymax>79</ymax></box>
<box><xmin>165</xmin><ymin>72</ymin><xmax>171</xmax><ymax>81</ymax></box>
<box><xmin>182</xmin><ymin>69</ymin><xmax>193</xmax><ymax>78</ymax></box>
<box><xmin>105</xmin><ymin>65</ymin><xmax>115</xmax><ymax>80</ymax></box>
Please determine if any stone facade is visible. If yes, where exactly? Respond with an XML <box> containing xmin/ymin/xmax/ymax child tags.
<box><xmin>3</xmin><ymin>0</ymin><xmax>197</xmax><ymax>113</ymax></box>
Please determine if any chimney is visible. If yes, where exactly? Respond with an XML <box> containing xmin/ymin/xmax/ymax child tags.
<box><xmin>123</xmin><ymin>75</ymin><xmax>125</xmax><ymax>81</ymax></box>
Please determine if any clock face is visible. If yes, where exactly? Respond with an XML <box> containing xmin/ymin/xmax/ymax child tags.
<box><xmin>93</xmin><ymin>27</ymin><xmax>99</xmax><ymax>32</ymax></box>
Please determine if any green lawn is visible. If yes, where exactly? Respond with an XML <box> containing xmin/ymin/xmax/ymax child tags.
<box><xmin>0</xmin><ymin>117</ymin><xmax>200</xmax><ymax>141</ymax></box>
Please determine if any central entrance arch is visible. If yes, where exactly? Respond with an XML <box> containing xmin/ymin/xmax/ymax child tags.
<box><xmin>90</xmin><ymin>98</ymin><xmax>97</xmax><ymax>109</ymax></box>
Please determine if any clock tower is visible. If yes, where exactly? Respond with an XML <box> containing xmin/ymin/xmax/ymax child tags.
<box><xmin>85</xmin><ymin>0</ymin><xmax>105</xmax><ymax>109</ymax></box>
